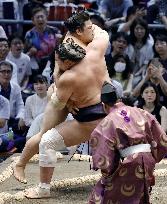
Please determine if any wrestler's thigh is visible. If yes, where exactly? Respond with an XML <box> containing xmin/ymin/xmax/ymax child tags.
<box><xmin>41</xmin><ymin>106</ymin><xmax>68</xmax><ymax>133</ymax></box>
<box><xmin>56</xmin><ymin>119</ymin><xmax>102</xmax><ymax>147</ymax></box>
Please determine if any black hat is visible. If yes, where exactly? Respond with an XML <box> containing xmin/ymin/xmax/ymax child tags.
<box><xmin>101</xmin><ymin>81</ymin><xmax>118</xmax><ymax>105</ymax></box>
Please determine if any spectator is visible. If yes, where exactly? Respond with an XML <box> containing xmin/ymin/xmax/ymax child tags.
<box><xmin>118</xmin><ymin>6</ymin><xmax>146</xmax><ymax>33</ymax></box>
<box><xmin>126</xmin><ymin>18</ymin><xmax>154</xmax><ymax>88</ymax></box>
<box><xmin>118</xmin><ymin>6</ymin><xmax>154</xmax><ymax>43</ymax></box>
<box><xmin>7</xmin><ymin>37</ymin><xmax>32</xmax><ymax>90</ymax></box>
<box><xmin>22</xmin><ymin>0</ymin><xmax>45</xmax><ymax>35</ymax></box>
<box><xmin>108</xmin><ymin>53</ymin><xmax>133</xmax><ymax>96</ymax></box>
<box><xmin>0</xmin><ymin>95</ymin><xmax>10</xmax><ymax>134</ymax></box>
<box><xmin>0</xmin><ymin>95</ymin><xmax>15</xmax><ymax>154</ymax></box>
<box><xmin>0</xmin><ymin>61</ymin><xmax>25</xmax><ymax>136</ymax></box>
<box><xmin>105</xmin><ymin>32</ymin><xmax>129</xmax><ymax>67</ymax></box>
<box><xmin>132</xmin><ymin>0</ymin><xmax>159</xmax><ymax>23</ymax></box>
<box><xmin>133</xmin><ymin>59</ymin><xmax>167</xmax><ymax>107</ymax></box>
<box><xmin>154</xmin><ymin>35</ymin><xmax>167</xmax><ymax>81</ymax></box>
<box><xmin>138</xmin><ymin>81</ymin><xmax>167</xmax><ymax>132</ymax></box>
<box><xmin>24</xmin><ymin>75</ymin><xmax>48</xmax><ymax>127</ymax></box>
<box><xmin>0</xmin><ymin>38</ymin><xmax>18</xmax><ymax>84</ymax></box>
<box><xmin>24</xmin><ymin>7</ymin><xmax>61</xmax><ymax>77</ymax></box>
<box><xmin>99</xmin><ymin>0</ymin><xmax>133</xmax><ymax>20</ymax></box>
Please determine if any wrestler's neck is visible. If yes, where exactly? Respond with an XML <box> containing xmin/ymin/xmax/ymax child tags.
<box><xmin>69</xmin><ymin>33</ymin><xmax>87</xmax><ymax>48</ymax></box>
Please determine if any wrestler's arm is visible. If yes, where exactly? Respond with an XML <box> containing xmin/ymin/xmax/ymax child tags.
<box><xmin>51</xmin><ymin>73</ymin><xmax>74</xmax><ymax>109</ymax></box>
<box><xmin>86</xmin><ymin>25</ymin><xmax>109</xmax><ymax>56</ymax></box>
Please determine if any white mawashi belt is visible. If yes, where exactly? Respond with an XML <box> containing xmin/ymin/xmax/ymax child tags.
<box><xmin>119</xmin><ymin>144</ymin><xmax>151</xmax><ymax>158</ymax></box>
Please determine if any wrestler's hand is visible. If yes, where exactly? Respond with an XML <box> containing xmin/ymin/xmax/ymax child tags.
<box><xmin>66</xmin><ymin>101</ymin><xmax>79</xmax><ymax>115</ymax></box>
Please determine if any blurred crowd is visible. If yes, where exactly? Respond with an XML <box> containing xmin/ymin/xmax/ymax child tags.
<box><xmin>0</xmin><ymin>0</ymin><xmax>167</xmax><ymax>157</ymax></box>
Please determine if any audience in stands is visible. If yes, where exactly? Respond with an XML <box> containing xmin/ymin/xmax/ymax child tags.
<box><xmin>24</xmin><ymin>75</ymin><xmax>48</xmax><ymax>127</ymax></box>
<box><xmin>0</xmin><ymin>38</ymin><xmax>18</xmax><ymax>84</ymax></box>
<box><xmin>24</xmin><ymin>7</ymin><xmax>61</xmax><ymax>77</ymax></box>
<box><xmin>138</xmin><ymin>81</ymin><xmax>167</xmax><ymax>132</ymax></box>
<box><xmin>154</xmin><ymin>35</ymin><xmax>167</xmax><ymax>81</ymax></box>
<box><xmin>107</xmin><ymin>53</ymin><xmax>133</xmax><ymax>96</ymax></box>
<box><xmin>118</xmin><ymin>6</ymin><xmax>146</xmax><ymax>33</ymax></box>
<box><xmin>106</xmin><ymin>32</ymin><xmax>129</xmax><ymax>64</ymax></box>
<box><xmin>133</xmin><ymin>59</ymin><xmax>167</xmax><ymax>108</ymax></box>
<box><xmin>0</xmin><ymin>61</ymin><xmax>26</xmax><ymax>153</ymax></box>
<box><xmin>7</xmin><ymin>37</ymin><xmax>31</xmax><ymax>90</ymax></box>
<box><xmin>0</xmin><ymin>95</ymin><xmax>10</xmax><ymax>134</ymax></box>
<box><xmin>126</xmin><ymin>18</ymin><xmax>154</xmax><ymax>87</ymax></box>
<box><xmin>0</xmin><ymin>61</ymin><xmax>25</xmax><ymax>135</ymax></box>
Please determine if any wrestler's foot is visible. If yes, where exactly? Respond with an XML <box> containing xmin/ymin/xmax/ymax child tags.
<box><xmin>13</xmin><ymin>163</ymin><xmax>27</xmax><ymax>184</ymax></box>
<box><xmin>24</xmin><ymin>186</ymin><xmax>51</xmax><ymax>199</ymax></box>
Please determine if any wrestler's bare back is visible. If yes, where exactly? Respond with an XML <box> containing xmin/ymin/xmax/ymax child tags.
<box><xmin>57</xmin><ymin>36</ymin><xmax>110</xmax><ymax>108</ymax></box>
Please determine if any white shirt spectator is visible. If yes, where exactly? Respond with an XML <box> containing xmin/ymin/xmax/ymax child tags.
<box><xmin>9</xmin><ymin>82</ymin><xmax>25</xmax><ymax>119</ymax></box>
<box><xmin>0</xmin><ymin>95</ymin><xmax>10</xmax><ymax>134</ymax></box>
<box><xmin>126</xmin><ymin>38</ymin><xmax>154</xmax><ymax>67</ymax></box>
<box><xmin>7</xmin><ymin>51</ymin><xmax>31</xmax><ymax>85</ymax></box>
<box><xmin>24</xmin><ymin>94</ymin><xmax>47</xmax><ymax>127</ymax></box>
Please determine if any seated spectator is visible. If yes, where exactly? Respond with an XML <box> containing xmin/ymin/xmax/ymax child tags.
<box><xmin>105</xmin><ymin>32</ymin><xmax>129</xmax><ymax>65</ymax></box>
<box><xmin>133</xmin><ymin>59</ymin><xmax>167</xmax><ymax>108</ymax></box>
<box><xmin>0</xmin><ymin>38</ymin><xmax>18</xmax><ymax>84</ymax></box>
<box><xmin>137</xmin><ymin>81</ymin><xmax>167</xmax><ymax>132</ymax></box>
<box><xmin>0</xmin><ymin>61</ymin><xmax>26</xmax><ymax>152</ymax></box>
<box><xmin>24</xmin><ymin>7</ymin><xmax>61</xmax><ymax>77</ymax></box>
<box><xmin>107</xmin><ymin>53</ymin><xmax>133</xmax><ymax>96</ymax></box>
<box><xmin>118</xmin><ymin>6</ymin><xmax>154</xmax><ymax>43</ymax></box>
<box><xmin>132</xmin><ymin>0</ymin><xmax>159</xmax><ymax>23</ymax></box>
<box><xmin>0</xmin><ymin>95</ymin><xmax>15</xmax><ymax>154</ymax></box>
<box><xmin>99</xmin><ymin>0</ymin><xmax>133</xmax><ymax>20</ymax></box>
<box><xmin>0</xmin><ymin>61</ymin><xmax>25</xmax><ymax>136</ymax></box>
<box><xmin>154</xmin><ymin>35</ymin><xmax>167</xmax><ymax>81</ymax></box>
<box><xmin>22</xmin><ymin>0</ymin><xmax>45</xmax><ymax>35</ymax></box>
<box><xmin>24</xmin><ymin>75</ymin><xmax>48</xmax><ymax>127</ymax></box>
<box><xmin>0</xmin><ymin>95</ymin><xmax>10</xmax><ymax>134</ymax></box>
<box><xmin>126</xmin><ymin>18</ymin><xmax>154</xmax><ymax>88</ymax></box>
<box><xmin>118</xmin><ymin>6</ymin><xmax>146</xmax><ymax>33</ymax></box>
<box><xmin>7</xmin><ymin>37</ymin><xmax>32</xmax><ymax>90</ymax></box>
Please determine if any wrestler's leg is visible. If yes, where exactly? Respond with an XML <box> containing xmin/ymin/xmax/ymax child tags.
<box><xmin>14</xmin><ymin>102</ymin><xmax>68</xmax><ymax>183</ymax></box>
<box><xmin>25</xmin><ymin>119</ymin><xmax>101</xmax><ymax>198</ymax></box>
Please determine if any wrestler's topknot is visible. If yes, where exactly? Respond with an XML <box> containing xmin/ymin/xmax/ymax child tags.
<box><xmin>64</xmin><ymin>10</ymin><xmax>90</xmax><ymax>33</ymax></box>
<box><xmin>56</xmin><ymin>38</ymin><xmax>86</xmax><ymax>62</ymax></box>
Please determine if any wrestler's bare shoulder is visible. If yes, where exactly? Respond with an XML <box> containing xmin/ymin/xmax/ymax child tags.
<box><xmin>57</xmin><ymin>70</ymin><xmax>78</xmax><ymax>86</ymax></box>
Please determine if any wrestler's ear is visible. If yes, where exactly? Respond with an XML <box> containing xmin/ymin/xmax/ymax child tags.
<box><xmin>75</xmin><ymin>28</ymin><xmax>83</xmax><ymax>36</ymax></box>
